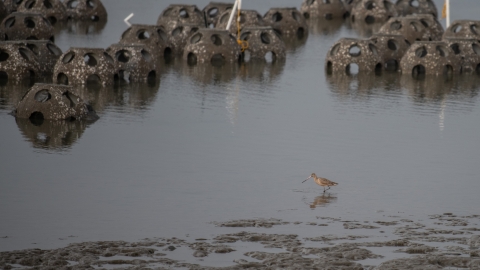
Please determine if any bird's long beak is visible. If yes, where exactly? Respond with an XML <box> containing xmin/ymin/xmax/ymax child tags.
<box><xmin>302</xmin><ymin>177</ymin><xmax>311</xmax><ymax>183</ymax></box>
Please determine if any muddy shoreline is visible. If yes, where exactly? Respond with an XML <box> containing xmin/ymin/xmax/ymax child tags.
<box><xmin>1</xmin><ymin>213</ymin><xmax>479</xmax><ymax>269</ymax></box>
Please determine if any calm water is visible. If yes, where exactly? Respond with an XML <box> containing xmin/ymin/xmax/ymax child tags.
<box><xmin>1</xmin><ymin>0</ymin><xmax>480</xmax><ymax>254</ymax></box>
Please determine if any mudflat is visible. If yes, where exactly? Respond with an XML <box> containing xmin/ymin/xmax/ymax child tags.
<box><xmin>1</xmin><ymin>213</ymin><xmax>479</xmax><ymax>269</ymax></box>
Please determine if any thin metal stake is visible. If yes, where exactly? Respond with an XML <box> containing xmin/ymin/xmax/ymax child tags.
<box><xmin>446</xmin><ymin>0</ymin><xmax>450</xmax><ymax>28</ymax></box>
<box><xmin>226</xmin><ymin>0</ymin><xmax>239</xmax><ymax>31</ymax></box>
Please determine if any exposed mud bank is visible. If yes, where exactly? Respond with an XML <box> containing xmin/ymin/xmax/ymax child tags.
<box><xmin>1</xmin><ymin>214</ymin><xmax>479</xmax><ymax>269</ymax></box>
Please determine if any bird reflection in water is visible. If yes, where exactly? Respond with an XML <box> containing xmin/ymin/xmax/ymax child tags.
<box><xmin>309</xmin><ymin>194</ymin><xmax>337</xmax><ymax>209</ymax></box>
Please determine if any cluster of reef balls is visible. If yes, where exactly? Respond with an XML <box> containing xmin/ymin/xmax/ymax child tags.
<box><xmin>2</xmin><ymin>0</ymin><xmax>313</xmax><ymax>122</ymax></box>
<box><xmin>4</xmin><ymin>0</ymin><xmax>480</xmax><ymax>124</ymax></box>
<box><xmin>0</xmin><ymin>0</ymin><xmax>110</xmax><ymax>121</ymax></box>
<box><xmin>0</xmin><ymin>0</ymin><xmax>316</xmax><ymax>87</ymax></box>
<box><xmin>309</xmin><ymin>0</ymin><xmax>480</xmax><ymax>77</ymax></box>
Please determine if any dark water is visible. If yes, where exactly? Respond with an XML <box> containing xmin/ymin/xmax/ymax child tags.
<box><xmin>1</xmin><ymin>0</ymin><xmax>480</xmax><ymax>255</ymax></box>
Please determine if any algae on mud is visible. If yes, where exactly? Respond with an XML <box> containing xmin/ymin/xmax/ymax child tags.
<box><xmin>1</xmin><ymin>213</ymin><xmax>479</xmax><ymax>269</ymax></box>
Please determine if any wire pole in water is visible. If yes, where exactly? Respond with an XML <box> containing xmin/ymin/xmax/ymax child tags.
<box><xmin>446</xmin><ymin>0</ymin><xmax>450</xmax><ymax>27</ymax></box>
<box><xmin>442</xmin><ymin>0</ymin><xmax>450</xmax><ymax>28</ymax></box>
<box><xmin>226</xmin><ymin>0</ymin><xmax>241</xmax><ymax>31</ymax></box>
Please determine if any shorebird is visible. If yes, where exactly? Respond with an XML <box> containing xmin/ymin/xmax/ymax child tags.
<box><xmin>302</xmin><ymin>173</ymin><xmax>338</xmax><ymax>192</ymax></box>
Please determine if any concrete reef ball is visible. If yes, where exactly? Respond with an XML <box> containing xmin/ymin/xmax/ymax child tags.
<box><xmin>0</xmin><ymin>1</ymin><xmax>8</xmax><ymax>22</ymax></box>
<box><xmin>377</xmin><ymin>16</ymin><xmax>442</xmax><ymax>44</ymax></box>
<box><xmin>239</xmin><ymin>26</ymin><xmax>286</xmax><ymax>62</ymax></box>
<box><xmin>369</xmin><ymin>33</ymin><xmax>411</xmax><ymax>71</ymax></box>
<box><xmin>53</xmin><ymin>47</ymin><xmax>115</xmax><ymax>86</ymax></box>
<box><xmin>1</xmin><ymin>12</ymin><xmax>55</xmax><ymax>42</ymax></box>
<box><xmin>350</xmin><ymin>0</ymin><xmax>397</xmax><ymax>25</ymax></box>
<box><xmin>64</xmin><ymin>0</ymin><xmax>107</xmax><ymax>21</ymax></box>
<box><xmin>4</xmin><ymin>40</ymin><xmax>62</xmax><ymax>77</ymax></box>
<box><xmin>15</xmin><ymin>83</ymin><xmax>97</xmax><ymax>121</ymax></box>
<box><xmin>395</xmin><ymin>0</ymin><xmax>438</xmax><ymax>18</ymax></box>
<box><xmin>240</xmin><ymin>27</ymin><xmax>286</xmax><ymax>62</ymax></box>
<box><xmin>263</xmin><ymin>7</ymin><xmax>308</xmax><ymax>39</ymax></box>
<box><xmin>183</xmin><ymin>29</ymin><xmax>241</xmax><ymax>66</ymax></box>
<box><xmin>325</xmin><ymin>38</ymin><xmax>383</xmax><ymax>74</ymax></box>
<box><xmin>442</xmin><ymin>20</ymin><xmax>480</xmax><ymax>40</ymax></box>
<box><xmin>400</xmin><ymin>41</ymin><xmax>462</xmax><ymax>76</ymax></box>
<box><xmin>215</xmin><ymin>9</ymin><xmax>269</xmax><ymax>36</ymax></box>
<box><xmin>166</xmin><ymin>24</ymin><xmax>203</xmax><ymax>55</ymax></box>
<box><xmin>443</xmin><ymin>38</ymin><xmax>480</xmax><ymax>74</ymax></box>
<box><xmin>411</xmin><ymin>14</ymin><xmax>444</xmax><ymax>40</ymax></box>
<box><xmin>2</xmin><ymin>0</ymin><xmax>19</xmax><ymax>14</ymax></box>
<box><xmin>119</xmin><ymin>24</ymin><xmax>170</xmax><ymax>60</ymax></box>
<box><xmin>0</xmin><ymin>42</ymin><xmax>41</xmax><ymax>82</ymax></box>
<box><xmin>106</xmin><ymin>43</ymin><xmax>159</xmax><ymax>83</ymax></box>
<box><xmin>17</xmin><ymin>0</ymin><xmax>68</xmax><ymax>25</ymax></box>
<box><xmin>157</xmin><ymin>4</ymin><xmax>205</xmax><ymax>31</ymax></box>
<box><xmin>202</xmin><ymin>2</ymin><xmax>233</xmax><ymax>27</ymax></box>
<box><xmin>300</xmin><ymin>0</ymin><xmax>348</xmax><ymax>20</ymax></box>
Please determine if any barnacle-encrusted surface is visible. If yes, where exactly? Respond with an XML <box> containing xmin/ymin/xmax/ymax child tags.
<box><xmin>400</xmin><ymin>41</ymin><xmax>462</xmax><ymax>76</ymax></box>
<box><xmin>53</xmin><ymin>47</ymin><xmax>115</xmax><ymax>85</ymax></box>
<box><xmin>64</xmin><ymin>0</ymin><xmax>107</xmax><ymax>21</ymax></box>
<box><xmin>300</xmin><ymin>0</ymin><xmax>348</xmax><ymax>20</ymax></box>
<box><xmin>239</xmin><ymin>26</ymin><xmax>286</xmax><ymax>61</ymax></box>
<box><xmin>395</xmin><ymin>0</ymin><xmax>438</xmax><ymax>18</ymax></box>
<box><xmin>0</xmin><ymin>42</ymin><xmax>41</xmax><ymax>82</ymax></box>
<box><xmin>264</xmin><ymin>7</ymin><xmax>308</xmax><ymax>39</ymax></box>
<box><xmin>15</xmin><ymin>83</ymin><xmax>96</xmax><ymax>120</ymax></box>
<box><xmin>106</xmin><ymin>43</ymin><xmax>160</xmax><ymax>83</ymax></box>
<box><xmin>1</xmin><ymin>12</ymin><xmax>55</xmax><ymax>42</ymax></box>
<box><xmin>183</xmin><ymin>29</ymin><xmax>241</xmax><ymax>65</ymax></box>
<box><xmin>157</xmin><ymin>4</ymin><xmax>205</xmax><ymax>31</ymax></box>
<box><xmin>443</xmin><ymin>20</ymin><xmax>480</xmax><ymax>40</ymax></box>
<box><xmin>325</xmin><ymin>38</ymin><xmax>383</xmax><ymax>74</ymax></box>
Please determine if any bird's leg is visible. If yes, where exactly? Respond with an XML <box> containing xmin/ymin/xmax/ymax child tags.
<box><xmin>323</xmin><ymin>187</ymin><xmax>326</xmax><ymax>193</ymax></box>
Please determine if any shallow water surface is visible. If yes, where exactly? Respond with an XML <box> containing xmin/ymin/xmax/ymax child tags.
<box><xmin>0</xmin><ymin>0</ymin><xmax>480</xmax><ymax>264</ymax></box>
